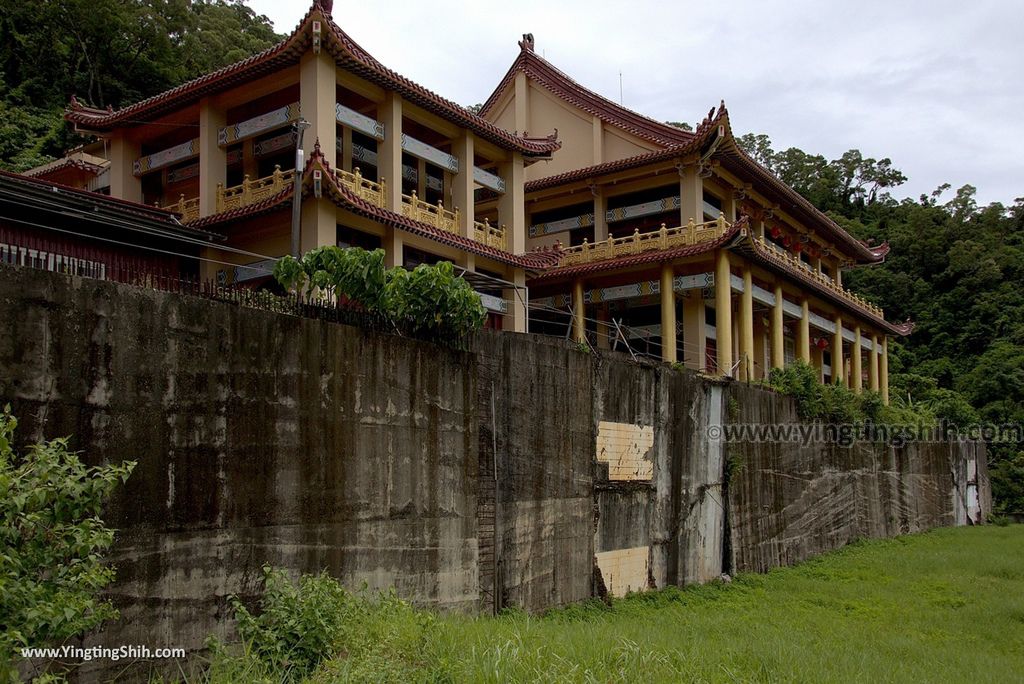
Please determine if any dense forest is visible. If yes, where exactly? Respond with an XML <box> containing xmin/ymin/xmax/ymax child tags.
<box><xmin>0</xmin><ymin>0</ymin><xmax>280</xmax><ymax>170</ymax></box>
<box><xmin>0</xmin><ymin>2</ymin><xmax>1019</xmax><ymax>511</ymax></box>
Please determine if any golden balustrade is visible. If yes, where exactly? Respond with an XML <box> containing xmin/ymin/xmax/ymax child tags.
<box><xmin>401</xmin><ymin>191</ymin><xmax>458</xmax><ymax>234</ymax></box>
<box><xmin>336</xmin><ymin>167</ymin><xmax>386</xmax><ymax>208</ymax></box>
<box><xmin>559</xmin><ymin>214</ymin><xmax>730</xmax><ymax>267</ymax></box>
<box><xmin>473</xmin><ymin>218</ymin><xmax>507</xmax><ymax>250</ymax></box>
<box><xmin>216</xmin><ymin>166</ymin><xmax>295</xmax><ymax>214</ymax></box>
<box><xmin>755</xmin><ymin>235</ymin><xmax>885</xmax><ymax>318</ymax></box>
<box><xmin>162</xmin><ymin>194</ymin><xmax>199</xmax><ymax>223</ymax></box>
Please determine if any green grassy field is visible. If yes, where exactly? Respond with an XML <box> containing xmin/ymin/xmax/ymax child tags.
<box><xmin>207</xmin><ymin>525</ymin><xmax>1024</xmax><ymax>683</ymax></box>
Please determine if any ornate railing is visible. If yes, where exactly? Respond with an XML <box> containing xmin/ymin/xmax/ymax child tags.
<box><xmin>473</xmin><ymin>218</ymin><xmax>507</xmax><ymax>250</ymax></box>
<box><xmin>559</xmin><ymin>215</ymin><xmax>730</xmax><ymax>267</ymax></box>
<box><xmin>336</xmin><ymin>167</ymin><xmax>385</xmax><ymax>208</ymax></box>
<box><xmin>755</xmin><ymin>235</ymin><xmax>884</xmax><ymax>318</ymax></box>
<box><xmin>401</xmin><ymin>191</ymin><xmax>458</xmax><ymax>234</ymax></box>
<box><xmin>216</xmin><ymin>166</ymin><xmax>295</xmax><ymax>214</ymax></box>
<box><xmin>162</xmin><ymin>195</ymin><xmax>199</xmax><ymax>223</ymax></box>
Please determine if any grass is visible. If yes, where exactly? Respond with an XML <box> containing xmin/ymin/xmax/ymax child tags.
<box><xmin>200</xmin><ymin>525</ymin><xmax>1024</xmax><ymax>683</ymax></box>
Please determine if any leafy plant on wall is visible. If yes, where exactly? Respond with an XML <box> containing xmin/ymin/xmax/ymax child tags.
<box><xmin>273</xmin><ymin>247</ymin><xmax>486</xmax><ymax>343</ymax></box>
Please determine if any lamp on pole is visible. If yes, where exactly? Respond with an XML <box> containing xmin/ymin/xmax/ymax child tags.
<box><xmin>290</xmin><ymin>119</ymin><xmax>311</xmax><ymax>258</ymax></box>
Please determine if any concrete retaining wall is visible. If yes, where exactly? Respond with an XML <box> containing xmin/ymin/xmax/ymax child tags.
<box><xmin>0</xmin><ymin>266</ymin><xmax>988</xmax><ymax>678</ymax></box>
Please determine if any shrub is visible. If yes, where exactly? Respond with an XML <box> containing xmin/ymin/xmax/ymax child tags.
<box><xmin>274</xmin><ymin>248</ymin><xmax>485</xmax><ymax>343</ymax></box>
<box><xmin>0</xmin><ymin>406</ymin><xmax>135</xmax><ymax>670</ymax></box>
<box><xmin>207</xmin><ymin>566</ymin><xmax>438</xmax><ymax>682</ymax></box>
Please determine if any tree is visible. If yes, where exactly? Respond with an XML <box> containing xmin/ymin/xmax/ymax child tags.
<box><xmin>0</xmin><ymin>406</ymin><xmax>136</xmax><ymax>670</ymax></box>
<box><xmin>0</xmin><ymin>0</ymin><xmax>280</xmax><ymax>171</ymax></box>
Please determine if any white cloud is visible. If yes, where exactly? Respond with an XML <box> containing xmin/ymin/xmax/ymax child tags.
<box><xmin>249</xmin><ymin>0</ymin><xmax>1023</xmax><ymax>205</ymax></box>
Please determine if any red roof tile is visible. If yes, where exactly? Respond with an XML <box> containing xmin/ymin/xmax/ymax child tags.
<box><xmin>523</xmin><ymin>103</ymin><xmax>886</xmax><ymax>265</ymax></box>
<box><xmin>66</xmin><ymin>3</ymin><xmax>560</xmax><ymax>158</ymax></box>
<box><xmin>187</xmin><ymin>150</ymin><xmax>564</xmax><ymax>271</ymax></box>
<box><xmin>480</xmin><ymin>39</ymin><xmax>694</xmax><ymax>147</ymax></box>
<box><xmin>529</xmin><ymin>218</ymin><xmax>743</xmax><ymax>284</ymax></box>
<box><xmin>731</xmin><ymin>228</ymin><xmax>912</xmax><ymax>335</ymax></box>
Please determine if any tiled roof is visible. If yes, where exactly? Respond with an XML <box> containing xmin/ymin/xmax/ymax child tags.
<box><xmin>187</xmin><ymin>149</ymin><xmax>564</xmax><ymax>270</ymax></box>
<box><xmin>528</xmin><ymin>217</ymin><xmax>744</xmax><ymax>284</ymax></box>
<box><xmin>480</xmin><ymin>39</ymin><xmax>694</xmax><ymax>147</ymax></box>
<box><xmin>523</xmin><ymin>102</ymin><xmax>887</xmax><ymax>265</ymax></box>
<box><xmin>0</xmin><ymin>169</ymin><xmax>222</xmax><ymax>241</ymax></box>
<box><xmin>731</xmin><ymin>228</ymin><xmax>912</xmax><ymax>336</ymax></box>
<box><xmin>66</xmin><ymin>2</ymin><xmax>560</xmax><ymax>157</ymax></box>
<box><xmin>23</xmin><ymin>157</ymin><xmax>107</xmax><ymax>179</ymax></box>
<box><xmin>528</xmin><ymin>217</ymin><xmax>910</xmax><ymax>335</ymax></box>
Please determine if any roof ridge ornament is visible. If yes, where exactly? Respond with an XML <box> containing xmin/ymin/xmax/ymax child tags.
<box><xmin>518</xmin><ymin>33</ymin><xmax>535</xmax><ymax>52</ymax></box>
<box><xmin>314</xmin><ymin>0</ymin><xmax>334</xmax><ymax>17</ymax></box>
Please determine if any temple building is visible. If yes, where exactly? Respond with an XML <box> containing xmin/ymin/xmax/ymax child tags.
<box><xmin>480</xmin><ymin>36</ymin><xmax>910</xmax><ymax>401</ymax></box>
<box><xmin>14</xmin><ymin>0</ymin><xmax>906</xmax><ymax>397</ymax></box>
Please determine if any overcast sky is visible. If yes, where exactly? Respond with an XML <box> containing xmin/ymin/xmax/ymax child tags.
<box><xmin>249</xmin><ymin>0</ymin><xmax>1022</xmax><ymax>206</ymax></box>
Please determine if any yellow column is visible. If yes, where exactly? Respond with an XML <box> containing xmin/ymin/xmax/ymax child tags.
<box><xmin>198</xmin><ymin>98</ymin><xmax>226</xmax><ymax>218</ymax></box>
<box><xmin>452</xmin><ymin>130</ymin><xmax>475</xmax><ymax>240</ymax></box>
<box><xmin>835</xmin><ymin>262</ymin><xmax>843</xmax><ymax>287</ymax></box>
<box><xmin>798</xmin><ymin>299</ymin><xmax>811</xmax><ymax>364</ymax></box>
<box><xmin>753</xmin><ymin>319</ymin><xmax>767</xmax><ymax>380</ymax></box>
<box><xmin>680</xmin><ymin>162</ymin><xmax>702</xmax><ymax>228</ymax></box>
<box><xmin>593</xmin><ymin>189</ymin><xmax>608</xmax><ymax>242</ymax></box>
<box><xmin>832</xmin><ymin>315</ymin><xmax>845</xmax><ymax>386</ymax></box>
<box><xmin>869</xmin><ymin>334</ymin><xmax>880</xmax><ymax>392</ymax></box>
<box><xmin>299</xmin><ymin>50</ymin><xmax>337</xmax><ymax>168</ymax></box>
<box><xmin>572</xmin><ymin>279</ymin><xmax>585</xmax><ymax>343</ymax></box>
<box><xmin>715</xmin><ymin>250</ymin><xmax>734</xmax><ymax>376</ymax></box>
<box><xmin>384</xmin><ymin>228</ymin><xmax>403</xmax><ymax>268</ymax></box>
<box><xmin>592</xmin><ymin>115</ymin><xmax>604</xmax><ymax>166</ymax></box>
<box><xmin>661</xmin><ymin>263</ymin><xmax>677</xmax><ymax>363</ymax></box>
<box><xmin>109</xmin><ymin>133</ymin><xmax>142</xmax><ymax>203</ymax></box>
<box><xmin>379</xmin><ymin>92</ymin><xmax>403</xmax><ymax>211</ymax></box>
<box><xmin>503</xmin><ymin>268</ymin><xmax>528</xmax><ymax>333</ymax></box>
<box><xmin>852</xmin><ymin>326</ymin><xmax>863</xmax><ymax>393</ymax></box>
<box><xmin>682</xmin><ymin>292</ymin><xmax>706</xmax><ymax>371</ymax></box>
<box><xmin>341</xmin><ymin>127</ymin><xmax>353</xmax><ymax>172</ymax></box>
<box><xmin>740</xmin><ymin>267</ymin><xmax>754</xmax><ymax>380</ymax></box>
<box><xmin>498</xmin><ymin>152</ymin><xmax>526</xmax><ymax>253</ymax></box>
<box><xmin>880</xmin><ymin>337</ymin><xmax>890</xmax><ymax>404</ymax></box>
<box><xmin>513</xmin><ymin>71</ymin><xmax>529</xmax><ymax>134</ymax></box>
<box><xmin>771</xmin><ymin>283</ymin><xmax>784</xmax><ymax>369</ymax></box>
<box><xmin>596</xmin><ymin>305</ymin><xmax>611</xmax><ymax>351</ymax></box>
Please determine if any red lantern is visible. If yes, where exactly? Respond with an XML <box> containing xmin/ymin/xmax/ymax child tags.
<box><xmin>793</xmin><ymin>242</ymin><xmax>803</xmax><ymax>253</ymax></box>
<box><xmin>770</xmin><ymin>225</ymin><xmax>782</xmax><ymax>238</ymax></box>
<box><xmin>782</xmin><ymin>236</ymin><xmax>792</xmax><ymax>248</ymax></box>
<box><xmin>816</xmin><ymin>337</ymin><xmax>829</xmax><ymax>350</ymax></box>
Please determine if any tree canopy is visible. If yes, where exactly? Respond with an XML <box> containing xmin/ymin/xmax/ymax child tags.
<box><xmin>0</xmin><ymin>0</ymin><xmax>280</xmax><ymax>171</ymax></box>
<box><xmin>736</xmin><ymin>133</ymin><xmax>1024</xmax><ymax>512</ymax></box>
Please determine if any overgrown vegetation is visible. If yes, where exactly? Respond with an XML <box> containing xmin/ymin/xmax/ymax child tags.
<box><xmin>736</xmin><ymin>134</ymin><xmax>1024</xmax><ymax>512</ymax></box>
<box><xmin>273</xmin><ymin>247</ymin><xmax>486</xmax><ymax>342</ymax></box>
<box><xmin>0</xmin><ymin>407</ymin><xmax>135</xmax><ymax>675</ymax></box>
<box><xmin>0</xmin><ymin>0</ymin><xmax>280</xmax><ymax>170</ymax></box>
<box><xmin>197</xmin><ymin>526</ymin><xmax>1023</xmax><ymax>683</ymax></box>
<box><xmin>203</xmin><ymin>567</ymin><xmax>436</xmax><ymax>683</ymax></box>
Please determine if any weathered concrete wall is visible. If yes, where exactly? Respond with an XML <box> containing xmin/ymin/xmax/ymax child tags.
<box><xmin>0</xmin><ymin>268</ymin><xmax>482</xmax><ymax>660</ymax></box>
<box><xmin>0</xmin><ymin>265</ymin><xmax>989</xmax><ymax>679</ymax></box>
<box><xmin>724</xmin><ymin>383</ymin><xmax>989</xmax><ymax>574</ymax></box>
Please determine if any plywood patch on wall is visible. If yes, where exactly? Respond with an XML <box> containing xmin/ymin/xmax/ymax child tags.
<box><xmin>597</xmin><ymin>421</ymin><xmax>654</xmax><ymax>480</ymax></box>
<box><xmin>595</xmin><ymin>546</ymin><xmax>650</xmax><ymax>597</ymax></box>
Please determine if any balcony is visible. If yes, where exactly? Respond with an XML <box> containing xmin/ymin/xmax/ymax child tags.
<box><xmin>473</xmin><ymin>218</ymin><xmax>507</xmax><ymax>250</ymax></box>
<box><xmin>401</xmin><ymin>191</ymin><xmax>457</xmax><ymax>233</ymax></box>
<box><xmin>754</xmin><ymin>234</ymin><xmax>884</xmax><ymax>318</ymax></box>
<box><xmin>335</xmin><ymin>167</ymin><xmax>385</xmax><ymax>208</ymax></box>
<box><xmin>163</xmin><ymin>195</ymin><xmax>199</xmax><ymax>223</ymax></box>
<box><xmin>559</xmin><ymin>215</ymin><xmax>730</xmax><ymax>267</ymax></box>
<box><xmin>217</xmin><ymin>167</ymin><xmax>295</xmax><ymax>214</ymax></box>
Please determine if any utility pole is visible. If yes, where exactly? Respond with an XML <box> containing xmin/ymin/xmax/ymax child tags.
<box><xmin>290</xmin><ymin>119</ymin><xmax>311</xmax><ymax>258</ymax></box>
